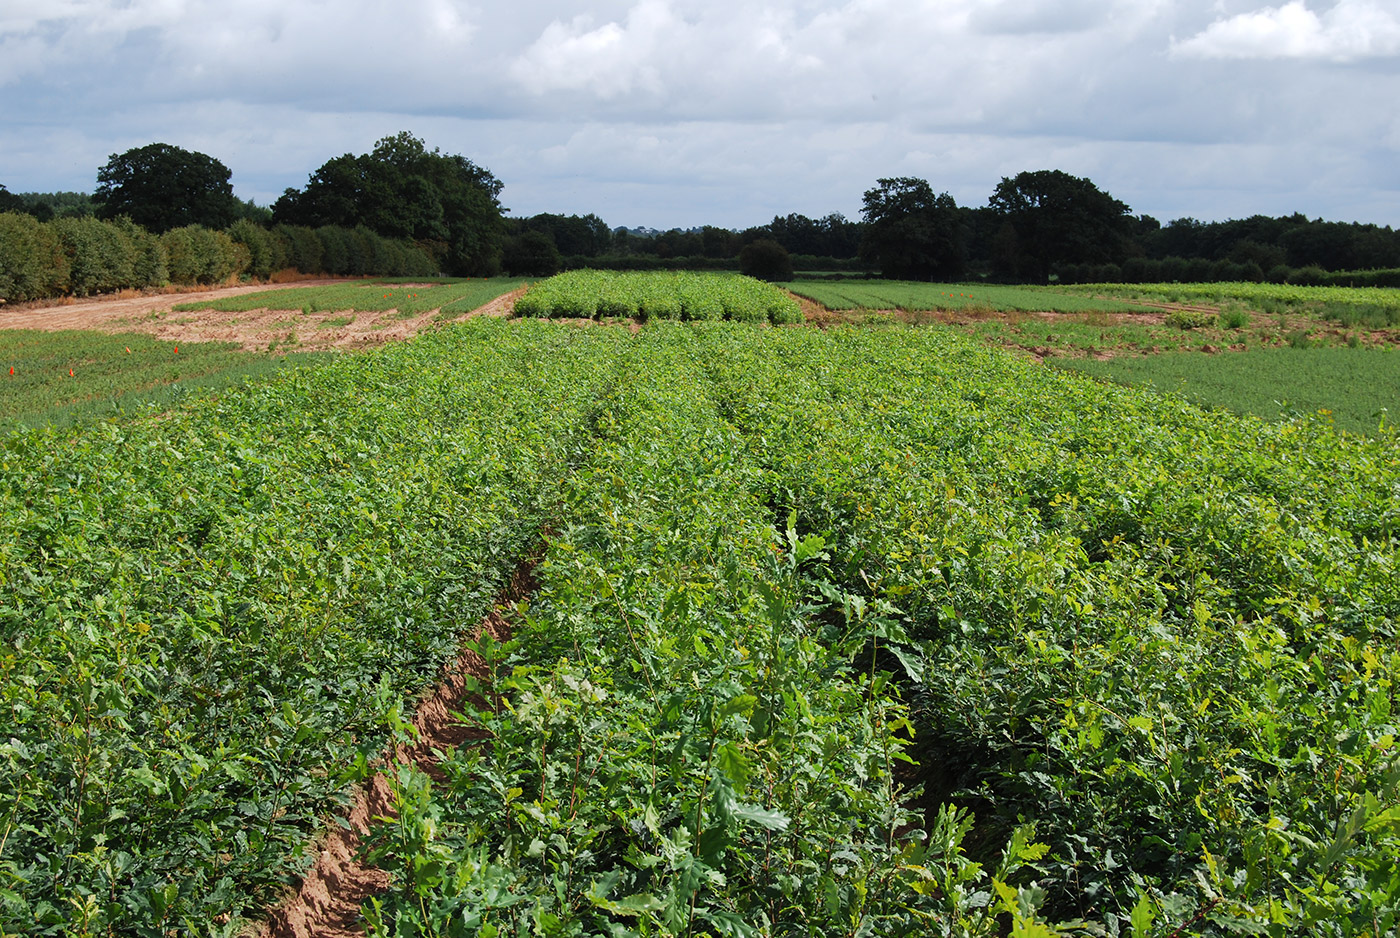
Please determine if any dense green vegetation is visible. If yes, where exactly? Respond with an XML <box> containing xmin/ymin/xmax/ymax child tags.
<box><xmin>514</xmin><ymin>270</ymin><xmax>803</xmax><ymax>324</ymax></box>
<box><xmin>1067</xmin><ymin>282</ymin><xmax>1400</xmax><ymax>328</ymax></box>
<box><xmin>94</xmin><ymin>144</ymin><xmax>241</xmax><ymax>234</ymax></box>
<box><xmin>2</xmin><ymin>315</ymin><xmax>1395</xmax><ymax>936</ymax></box>
<box><xmin>787</xmin><ymin>280</ymin><xmax>1139</xmax><ymax>314</ymax></box>
<box><xmin>0</xmin><ymin>330</ymin><xmax>327</xmax><ymax>429</ymax></box>
<box><xmin>0</xmin><ymin>210</ymin><xmax>437</xmax><ymax>304</ymax></box>
<box><xmin>273</xmin><ymin>133</ymin><xmax>504</xmax><ymax>277</ymax></box>
<box><xmin>0</xmin><ymin>321</ymin><xmax>618</xmax><ymax>934</ymax></box>
<box><xmin>707</xmin><ymin>327</ymin><xmax>1399</xmax><ymax>933</ymax></box>
<box><xmin>1058</xmin><ymin>347</ymin><xmax>1400</xmax><ymax>437</ymax></box>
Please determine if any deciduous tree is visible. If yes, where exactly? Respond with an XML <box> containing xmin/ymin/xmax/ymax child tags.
<box><xmin>275</xmin><ymin>132</ymin><xmax>503</xmax><ymax>276</ymax></box>
<box><xmin>93</xmin><ymin>143</ymin><xmax>238</xmax><ymax>233</ymax></box>
<box><xmin>987</xmin><ymin>169</ymin><xmax>1132</xmax><ymax>282</ymax></box>
<box><xmin>859</xmin><ymin>177</ymin><xmax>966</xmax><ymax>280</ymax></box>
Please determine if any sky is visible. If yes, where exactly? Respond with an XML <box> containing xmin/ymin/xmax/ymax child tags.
<box><xmin>1</xmin><ymin>0</ymin><xmax>1398</xmax><ymax>231</ymax></box>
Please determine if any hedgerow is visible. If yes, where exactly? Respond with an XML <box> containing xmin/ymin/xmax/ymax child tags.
<box><xmin>0</xmin><ymin>215</ymin><xmax>437</xmax><ymax>304</ymax></box>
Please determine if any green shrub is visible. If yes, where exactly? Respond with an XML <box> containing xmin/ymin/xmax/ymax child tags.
<box><xmin>52</xmin><ymin>216</ymin><xmax>136</xmax><ymax>296</ymax></box>
<box><xmin>1218</xmin><ymin>307</ymin><xmax>1249</xmax><ymax>329</ymax></box>
<box><xmin>1289</xmin><ymin>265</ymin><xmax>1328</xmax><ymax>286</ymax></box>
<box><xmin>161</xmin><ymin>225</ymin><xmax>242</xmax><ymax>285</ymax></box>
<box><xmin>0</xmin><ymin>211</ymin><xmax>69</xmax><ymax>301</ymax></box>
<box><xmin>110</xmin><ymin>217</ymin><xmax>169</xmax><ymax>287</ymax></box>
<box><xmin>738</xmin><ymin>238</ymin><xmax>794</xmax><ymax>281</ymax></box>
<box><xmin>229</xmin><ymin>219</ymin><xmax>276</xmax><ymax>280</ymax></box>
<box><xmin>275</xmin><ymin>224</ymin><xmax>324</xmax><ymax>274</ymax></box>
<box><xmin>1165</xmin><ymin>309</ymin><xmax>1214</xmax><ymax>330</ymax></box>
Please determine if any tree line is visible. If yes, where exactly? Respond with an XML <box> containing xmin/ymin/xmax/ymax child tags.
<box><xmin>5</xmin><ymin>135</ymin><xmax>1400</xmax><ymax>304</ymax></box>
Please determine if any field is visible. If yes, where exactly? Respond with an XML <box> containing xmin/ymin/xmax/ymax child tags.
<box><xmin>786</xmin><ymin>279</ymin><xmax>1400</xmax><ymax>433</ymax></box>
<box><xmin>172</xmin><ymin>278</ymin><xmax>523</xmax><ymax>320</ymax></box>
<box><xmin>787</xmin><ymin>280</ymin><xmax>1144</xmax><ymax>314</ymax></box>
<box><xmin>0</xmin><ymin>329</ymin><xmax>327</xmax><ymax>429</ymax></box>
<box><xmin>2</xmin><ymin>308</ymin><xmax>1397</xmax><ymax>937</ymax></box>
<box><xmin>0</xmin><ymin>279</ymin><xmax>524</xmax><ymax>427</ymax></box>
<box><xmin>1064</xmin><ymin>281</ymin><xmax>1400</xmax><ymax>326</ymax></box>
<box><xmin>514</xmin><ymin>270</ymin><xmax>803</xmax><ymax>323</ymax></box>
<box><xmin>1058</xmin><ymin>347</ymin><xmax>1400</xmax><ymax>436</ymax></box>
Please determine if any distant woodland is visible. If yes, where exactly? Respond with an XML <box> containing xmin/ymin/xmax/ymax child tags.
<box><xmin>5</xmin><ymin>134</ymin><xmax>1400</xmax><ymax>303</ymax></box>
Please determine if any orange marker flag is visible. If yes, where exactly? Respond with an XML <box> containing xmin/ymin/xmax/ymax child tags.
<box><xmin>125</xmin><ymin>346</ymin><xmax>131</xmax><ymax>354</ymax></box>
<box><xmin>69</xmin><ymin>369</ymin><xmax>74</xmax><ymax>377</ymax></box>
<box><xmin>174</xmin><ymin>346</ymin><xmax>179</xmax><ymax>354</ymax></box>
<box><xmin>8</xmin><ymin>366</ymin><xmax>13</xmax><ymax>376</ymax></box>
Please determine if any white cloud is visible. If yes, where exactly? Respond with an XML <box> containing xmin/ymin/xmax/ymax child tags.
<box><xmin>1172</xmin><ymin>0</ymin><xmax>1400</xmax><ymax>61</ymax></box>
<box><xmin>1</xmin><ymin>2</ymin><xmax>1398</xmax><ymax>227</ymax></box>
<box><xmin>509</xmin><ymin>2</ymin><xmax>674</xmax><ymax>98</ymax></box>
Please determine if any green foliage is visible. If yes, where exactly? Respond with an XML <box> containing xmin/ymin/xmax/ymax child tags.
<box><xmin>1218</xmin><ymin>307</ymin><xmax>1250</xmax><ymax>330</ymax></box>
<box><xmin>1164</xmin><ymin>309</ymin><xmax>1214</xmax><ymax>330</ymax></box>
<box><xmin>989</xmin><ymin>170</ymin><xmax>1134</xmax><ymax>282</ymax></box>
<box><xmin>502</xmin><ymin>230</ymin><xmax>562</xmax><ymax>277</ymax></box>
<box><xmin>737</xmin><ymin>238</ymin><xmax>794</xmax><ymax>281</ymax></box>
<box><xmin>0</xmin><ymin>320</ymin><xmax>618</xmax><ymax>934</ymax></box>
<box><xmin>859</xmin><ymin>177</ymin><xmax>966</xmax><ymax>280</ymax></box>
<box><xmin>273</xmin><ymin>131</ymin><xmax>502</xmax><ymax>276</ymax></box>
<box><xmin>1064</xmin><ymin>281</ymin><xmax>1400</xmax><ymax>318</ymax></box>
<box><xmin>515</xmin><ymin>270</ymin><xmax>802</xmax><ymax>324</ymax></box>
<box><xmin>359</xmin><ymin>325</ymin><xmax>1056</xmax><ymax>936</ymax></box>
<box><xmin>789</xmin><ymin>279</ymin><xmax>1140</xmax><ymax>314</ymax></box>
<box><xmin>0</xmin><ymin>211</ymin><xmax>69</xmax><ymax>302</ymax></box>
<box><xmin>3</xmin><ymin>319</ymin><xmax>1396</xmax><ymax>936</ymax></box>
<box><xmin>51</xmin><ymin>216</ymin><xmax>137</xmax><ymax>296</ymax></box>
<box><xmin>94</xmin><ymin>142</ymin><xmax>238</xmax><ymax>233</ymax></box>
<box><xmin>273</xmin><ymin>223</ymin><xmax>324</xmax><ymax>275</ymax></box>
<box><xmin>700</xmin><ymin>325</ymin><xmax>1400</xmax><ymax>934</ymax></box>
<box><xmin>228</xmin><ymin>218</ymin><xmax>278</xmax><ymax>280</ymax></box>
<box><xmin>160</xmin><ymin>225</ymin><xmax>241</xmax><ymax>285</ymax></box>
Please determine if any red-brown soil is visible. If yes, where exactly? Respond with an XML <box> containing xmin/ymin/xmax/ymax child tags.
<box><xmin>0</xmin><ymin>282</ymin><xmax>525</xmax><ymax>353</ymax></box>
<box><xmin>258</xmin><ymin>559</ymin><xmax>535</xmax><ymax>938</ymax></box>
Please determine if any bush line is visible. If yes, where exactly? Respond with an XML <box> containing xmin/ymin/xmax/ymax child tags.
<box><xmin>0</xmin><ymin>213</ymin><xmax>439</xmax><ymax>304</ymax></box>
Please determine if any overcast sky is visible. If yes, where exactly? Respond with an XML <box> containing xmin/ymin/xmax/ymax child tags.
<box><xmin>2</xmin><ymin>0</ymin><xmax>1398</xmax><ymax>230</ymax></box>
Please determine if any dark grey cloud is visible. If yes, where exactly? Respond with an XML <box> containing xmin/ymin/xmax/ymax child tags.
<box><xmin>1</xmin><ymin>1</ymin><xmax>1397</xmax><ymax>228</ymax></box>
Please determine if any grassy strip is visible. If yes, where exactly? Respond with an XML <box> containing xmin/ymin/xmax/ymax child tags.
<box><xmin>1065</xmin><ymin>280</ymin><xmax>1400</xmax><ymax>313</ymax></box>
<box><xmin>0</xmin><ymin>320</ymin><xmax>617</xmax><ymax>935</ymax></box>
<box><xmin>1056</xmin><ymin>346</ymin><xmax>1400</xmax><ymax>436</ymax></box>
<box><xmin>172</xmin><ymin>278</ymin><xmax>523</xmax><ymax>316</ymax></box>
<box><xmin>0</xmin><ymin>329</ymin><xmax>329</xmax><ymax>429</ymax></box>
<box><xmin>788</xmin><ymin>280</ymin><xmax>1142</xmax><ymax>313</ymax></box>
<box><xmin>1067</xmin><ymin>281</ymin><xmax>1400</xmax><ymax>331</ymax></box>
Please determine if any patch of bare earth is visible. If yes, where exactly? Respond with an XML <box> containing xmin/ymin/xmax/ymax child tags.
<box><xmin>258</xmin><ymin>558</ymin><xmax>536</xmax><ymax>938</ymax></box>
<box><xmin>1</xmin><ymin>282</ymin><xmax>527</xmax><ymax>353</ymax></box>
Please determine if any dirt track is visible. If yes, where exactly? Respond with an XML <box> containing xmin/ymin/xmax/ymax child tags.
<box><xmin>0</xmin><ymin>281</ymin><xmax>523</xmax><ymax>352</ymax></box>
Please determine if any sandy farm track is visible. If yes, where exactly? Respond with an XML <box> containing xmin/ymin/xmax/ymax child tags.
<box><xmin>0</xmin><ymin>280</ymin><xmax>523</xmax><ymax>352</ymax></box>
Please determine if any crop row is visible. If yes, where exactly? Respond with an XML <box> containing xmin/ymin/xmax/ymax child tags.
<box><xmin>351</xmin><ymin>324</ymin><xmax>1399</xmax><ymax>936</ymax></box>
<box><xmin>1064</xmin><ymin>280</ymin><xmax>1400</xmax><ymax>312</ymax></box>
<box><xmin>697</xmin><ymin>325</ymin><xmax>1400</xmax><ymax>934</ymax></box>
<box><xmin>788</xmin><ymin>280</ymin><xmax>1142</xmax><ymax>314</ymax></box>
<box><xmin>358</xmin><ymin>326</ymin><xmax>1047</xmax><ymax>935</ymax></box>
<box><xmin>513</xmin><ymin>270</ymin><xmax>803</xmax><ymax>324</ymax></box>
<box><xmin>0</xmin><ymin>321</ymin><xmax>620</xmax><ymax>934</ymax></box>
<box><xmin>3</xmin><ymin>319</ymin><xmax>1396</xmax><ymax>936</ymax></box>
